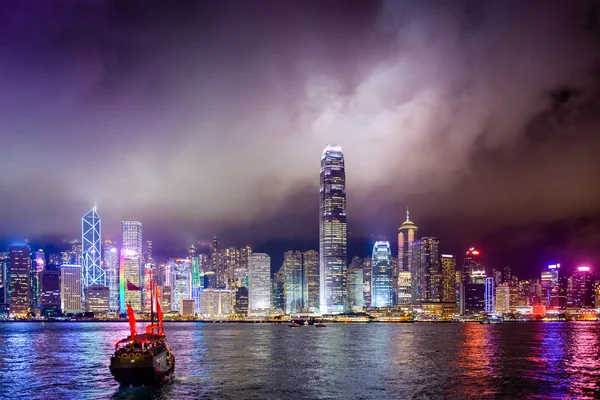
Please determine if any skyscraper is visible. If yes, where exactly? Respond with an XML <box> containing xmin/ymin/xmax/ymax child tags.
<box><xmin>485</xmin><ymin>277</ymin><xmax>495</xmax><ymax>313</ymax></box>
<box><xmin>572</xmin><ymin>266</ymin><xmax>594</xmax><ymax>308</ymax></box>
<box><xmin>363</xmin><ymin>257</ymin><xmax>372</xmax><ymax>308</ymax></box>
<box><xmin>38</xmin><ymin>270</ymin><xmax>60</xmax><ymax>316</ymax></box>
<box><xmin>441</xmin><ymin>254</ymin><xmax>457</xmax><ymax>303</ymax></box>
<box><xmin>61</xmin><ymin>264</ymin><xmax>83</xmax><ymax>314</ymax></box>
<box><xmin>249</xmin><ymin>253</ymin><xmax>271</xmax><ymax>315</ymax></box>
<box><xmin>462</xmin><ymin>247</ymin><xmax>486</xmax><ymax>315</ymax></box>
<box><xmin>236</xmin><ymin>245</ymin><xmax>252</xmax><ymax>287</ymax></box>
<box><xmin>284</xmin><ymin>251</ymin><xmax>303</xmax><ymax>314</ymax></box>
<box><xmin>8</xmin><ymin>244</ymin><xmax>31</xmax><ymax>317</ymax></box>
<box><xmin>397</xmin><ymin>209</ymin><xmax>418</xmax><ymax>305</ymax></box>
<box><xmin>319</xmin><ymin>143</ymin><xmax>347</xmax><ymax>314</ymax></box>
<box><xmin>410</xmin><ymin>237</ymin><xmax>441</xmax><ymax>304</ymax></box>
<box><xmin>120</xmin><ymin>249</ymin><xmax>142</xmax><ymax>313</ymax></box>
<box><xmin>347</xmin><ymin>266</ymin><xmax>364</xmax><ymax>312</ymax></box>
<box><xmin>302</xmin><ymin>250</ymin><xmax>319</xmax><ymax>312</ymax></box>
<box><xmin>371</xmin><ymin>241</ymin><xmax>393</xmax><ymax>308</ymax></box>
<box><xmin>103</xmin><ymin>242</ymin><xmax>120</xmax><ymax>312</ymax></box>
<box><xmin>82</xmin><ymin>207</ymin><xmax>104</xmax><ymax>292</ymax></box>
<box><xmin>121</xmin><ymin>221</ymin><xmax>143</xmax><ymax>257</ymax></box>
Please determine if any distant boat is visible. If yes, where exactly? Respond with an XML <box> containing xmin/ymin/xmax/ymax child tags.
<box><xmin>289</xmin><ymin>322</ymin><xmax>301</xmax><ymax>328</ymax></box>
<box><xmin>315</xmin><ymin>322</ymin><xmax>326</xmax><ymax>328</ymax></box>
<box><xmin>110</xmin><ymin>286</ymin><xmax>175</xmax><ymax>386</ymax></box>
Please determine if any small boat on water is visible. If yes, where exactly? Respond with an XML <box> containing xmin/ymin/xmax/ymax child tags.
<box><xmin>110</xmin><ymin>286</ymin><xmax>175</xmax><ymax>386</ymax></box>
<box><xmin>289</xmin><ymin>322</ymin><xmax>301</xmax><ymax>328</ymax></box>
<box><xmin>315</xmin><ymin>322</ymin><xmax>326</xmax><ymax>328</ymax></box>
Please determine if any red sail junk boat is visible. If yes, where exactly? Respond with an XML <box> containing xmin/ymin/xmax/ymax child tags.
<box><xmin>109</xmin><ymin>286</ymin><xmax>175</xmax><ymax>386</ymax></box>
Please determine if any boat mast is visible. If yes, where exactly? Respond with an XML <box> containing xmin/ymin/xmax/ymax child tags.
<box><xmin>150</xmin><ymin>270</ymin><xmax>154</xmax><ymax>328</ymax></box>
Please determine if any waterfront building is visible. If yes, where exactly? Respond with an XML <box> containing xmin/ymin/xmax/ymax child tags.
<box><xmin>120</xmin><ymin>249</ymin><xmax>142</xmax><ymax>313</ymax></box>
<box><xmin>9</xmin><ymin>244</ymin><xmax>31</xmax><ymax>317</ymax></box>
<box><xmin>84</xmin><ymin>285</ymin><xmax>110</xmax><ymax>314</ymax></box>
<box><xmin>363</xmin><ymin>257</ymin><xmax>372</xmax><ymax>308</ymax></box>
<box><xmin>103</xmin><ymin>243</ymin><xmax>120</xmax><ymax>312</ymax></box>
<box><xmin>222</xmin><ymin>246</ymin><xmax>239</xmax><ymax>289</ymax></box>
<box><xmin>319</xmin><ymin>143</ymin><xmax>347</xmax><ymax>314</ymax></box>
<box><xmin>495</xmin><ymin>283</ymin><xmax>510</xmax><ymax>314</ymax></box>
<box><xmin>485</xmin><ymin>277</ymin><xmax>495</xmax><ymax>313</ymax></box>
<box><xmin>143</xmin><ymin>240</ymin><xmax>154</xmax><ymax>264</ymax></box>
<box><xmin>441</xmin><ymin>254</ymin><xmax>456</xmax><ymax>303</ymax></box>
<box><xmin>0</xmin><ymin>252</ymin><xmax>9</xmax><ymax>304</ymax></box>
<box><xmin>347</xmin><ymin>266</ymin><xmax>364</xmax><ymax>312</ymax></box>
<box><xmin>161</xmin><ymin>286</ymin><xmax>172</xmax><ymax>312</ymax></box>
<box><xmin>191</xmin><ymin>255</ymin><xmax>203</xmax><ymax>314</ymax></box>
<box><xmin>371</xmin><ymin>241</ymin><xmax>393</xmax><ymax>308</ymax></box>
<box><xmin>82</xmin><ymin>207</ymin><xmax>104</xmax><ymax>294</ymax></box>
<box><xmin>572</xmin><ymin>266</ymin><xmax>595</xmax><ymax>308</ymax></box>
<box><xmin>397</xmin><ymin>209</ymin><xmax>418</xmax><ymax>305</ymax></box>
<box><xmin>199</xmin><ymin>289</ymin><xmax>233</xmax><ymax>317</ymax></box>
<box><xmin>235</xmin><ymin>245</ymin><xmax>252</xmax><ymax>287</ymax></box>
<box><xmin>303</xmin><ymin>250</ymin><xmax>319</xmax><ymax>312</ymax></box>
<box><xmin>410</xmin><ymin>237</ymin><xmax>441</xmax><ymax>304</ymax></box>
<box><xmin>33</xmin><ymin>250</ymin><xmax>45</xmax><ymax>309</ymax></box>
<box><xmin>121</xmin><ymin>221</ymin><xmax>143</xmax><ymax>257</ymax></box>
<box><xmin>38</xmin><ymin>270</ymin><xmax>60</xmax><ymax>316</ymax></box>
<box><xmin>541</xmin><ymin>264</ymin><xmax>564</xmax><ymax>309</ymax></box>
<box><xmin>464</xmin><ymin>283</ymin><xmax>486</xmax><ymax>315</ymax></box>
<box><xmin>284</xmin><ymin>251</ymin><xmax>304</xmax><ymax>314</ymax></box>
<box><xmin>61</xmin><ymin>264</ymin><xmax>83</xmax><ymax>314</ymax></box>
<box><xmin>462</xmin><ymin>247</ymin><xmax>486</xmax><ymax>315</ymax></box>
<box><xmin>273</xmin><ymin>268</ymin><xmax>285</xmax><ymax>312</ymax></box>
<box><xmin>142</xmin><ymin>263</ymin><xmax>154</xmax><ymax>312</ymax></box>
<box><xmin>249</xmin><ymin>253</ymin><xmax>271</xmax><ymax>314</ymax></box>
<box><xmin>180</xmin><ymin>299</ymin><xmax>195</xmax><ymax>317</ymax></box>
<box><xmin>171</xmin><ymin>259</ymin><xmax>191</xmax><ymax>312</ymax></box>
<box><xmin>235</xmin><ymin>286</ymin><xmax>249</xmax><ymax>315</ymax></box>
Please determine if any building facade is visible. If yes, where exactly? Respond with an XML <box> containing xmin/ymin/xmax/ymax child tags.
<box><xmin>9</xmin><ymin>244</ymin><xmax>31</xmax><ymax>317</ymax></box>
<box><xmin>61</xmin><ymin>264</ymin><xmax>83</xmax><ymax>314</ymax></box>
<box><xmin>284</xmin><ymin>251</ymin><xmax>303</xmax><ymax>314</ymax></box>
<box><xmin>441</xmin><ymin>254</ymin><xmax>457</xmax><ymax>303</ymax></box>
<box><xmin>249</xmin><ymin>253</ymin><xmax>271</xmax><ymax>314</ymax></box>
<box><xmin>82</xmin><ymin>207</ymin><xmax>104</xmax><ymax>293</ymax></box>
<box><xmin>347</xmin><ymin>267</ymin><xmax>364</xmax><ymax>312</ymax></box>
<box><xmin>319</xmin><ymin>143</ymin><xmax>347</xmax><ymax>314</ymax></box>
<box><xmin>303</xmin><ymin>250</ymin><xmax>319</xmax><ymax>313</ymax></box>
<box><xmin>371</xmin><ymin>241</ymin><xmax>393</xmax><ymax>308</ymax></box>
<box><xmin>410</xmin><ymin>237</ymin><xmax>441</xmax><ymax>304</ymax></box>
<box><xmin>397</xmin><ymin>210</ymin><xmax>418</xmax><ymax>305</ymax></box>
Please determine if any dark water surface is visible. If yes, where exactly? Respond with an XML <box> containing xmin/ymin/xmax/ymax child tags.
<box><xmin>1</xmin><ymin>322</ymin><xmax>600</xmax><ymax>399</ymax></box>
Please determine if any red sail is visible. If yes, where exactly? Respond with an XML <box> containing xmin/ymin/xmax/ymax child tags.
<box><xmin>126</xmin><ymin>280</ymin><xmax>141</xmax><ymax>291</ymax></box>
<box><xmin>155</xmin><ymin>285</ymin><xmax>164</xmax><ymax>334</ymax></box>
<box><xmin>126</xmin><ymin>303</ymin><xmax>137</xmax><ymax>338</ymax></box>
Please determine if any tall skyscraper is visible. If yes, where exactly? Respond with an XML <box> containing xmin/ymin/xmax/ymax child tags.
<box><xmin>103</xmin><ymin>242</ymin><xmax>120</xmax><ymax>312</ymax></box>
<box><xmin>485</xmin><ymin>277</ymin><xmax>495</xmax><ymax>313</ymax></box>
<box><xmin>120</xmin><ymin>249</ymin><xmax>142</xmax><ymax>313</ymax></box>
<box><xmin>371</xmin><ymin>241</ymin><xmax>393</xmax><ymax>308</ymax></box>
<box><xmin>61</xmin><ymin>264</ymin><xmax>83</xmax><ymax>314</ymax></box>
<box><xmin>236</xmin><ymin>245</ymin><xmax>252</xmax><ymax>287</ymax></box>
<box><xmin>273</xmin><ymin>268</ymin><xmax>285</xmax><ymax>312</ymax></box>
<box><xmin>410</xmin><ymin>237</ymin><xmax>441</xmax><ymax>303</ymax></box>
<box><xmin>302</xmin><ymin>250</ymin><xmax>319</xmax><ymax>312</ymax></box>
<box><xmin>121</xmin><ymin>221</ymin><xmax>143</xmax><ymax>257</ymax></box>
<box><xmin>38</xmin><ymin>270</ymin><xmax>60</xmax><ymax>316</ymax></box>
<box><xmin>319</xmin><ymin>143</ymin><xmax>347</xmax><ymax>314</ymax></box>
<box><xmin>441</xmin><ymin>254</ymin><xmax>457</xmax><ymax>303</ymax></box>
<box><xmin>0</xmin><ymin>252</ymin><xmax>8</xmax><ymax>304</ymax></box>
<box><xmin>8</xmin><ymin>244</ymin><xmax>31</xmax><ymax>317</ymax></box>
<box><xmin>347</xmin><ymin>266</ymin><xmax>364</xmax><ymax>312</ymax></box>
<box><xmin>363</xmin><ymin>257</ymin><xmax>372</xmax><ymax>308</ymax></box>
<box><xmin>397</xmin><ymin>209</ymin><xmax>418</xmax><ymax>305</ymax></box>
<box><xmin>249</xmin><ymin>253</ymin><xmax>271</xmax><ymax>315</ymax></box>
<box><xmin>284</xmin><ymin>251</ymin><xmax>303</xmax><ymax>314</ymax></box>
<box><xmin>171</xmin><ymin>259</ymin><xmax>191</xmax><ymax>312</ymax></box>
<box><xmin>541</xmin><ymin>263</ymin><xmax>564</xmax><ymax>309</ymax></box>
<box><xmin>82</xmin><ymin>207</ymin><xmax>104</xmax><ymax>292</ymax></box>
<box><xmin>572</xmin><ymin>266</ymin><xmax>595</xmax><ymax>308</ymax></box>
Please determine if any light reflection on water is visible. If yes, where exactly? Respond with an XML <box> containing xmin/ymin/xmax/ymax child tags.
<box><xmin>2</xmin><ymin>322</ymin><xmax>600</xmax><ymax>399</ymax></box>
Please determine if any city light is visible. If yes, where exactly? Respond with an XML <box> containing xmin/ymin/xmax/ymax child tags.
<box><xmin>578</xmin><ymin>266</ymin><xmax>590</xmax><ymax>272</ymax></box>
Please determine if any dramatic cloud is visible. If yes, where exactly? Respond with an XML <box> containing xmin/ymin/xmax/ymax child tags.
<box><xmin>0</xmin><ymin>1</ymin><xmax>599</xmax><ymax>274</ymax></box>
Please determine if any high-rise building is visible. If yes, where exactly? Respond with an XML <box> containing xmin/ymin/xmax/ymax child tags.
<box><xmin>462</xmin><ymin>247</ymin><xmax>486</xmax><ymax>315</ymax></box>
<box><xmin>541</xmin><ymin>264</ymin><xmax>563</xmax><ymax>309</ymax></box>
<box><xmin>144</xmin><ymin>240</ymin><xmax>154</xmax><ymax>264</ymax></box>
<box><xmin>303</xmin><ymin>250</ymin><xmax>319</xmax><ymax>312</ymax></box>
<box><xmin>284</xmin><ymin>251</ymin><xmax>303</xmax><ymax>314</ymax></box>
<box><xmin>235</xmin><ymin>286</ymin><xmax>249</xmax><ymax>315</ymax></box>
<box><xmin>485</xmin><ymin>277</ymin><xmax>495</xmax><ymax>314</ymax></box>
<box><xmin>142</xmin><ymin>263</ymin><xmax>154</xmax><ymax>312</ymax></box>
<box><xmin>84</xmin><ymin>285</ymin><xmax>110</xmax><ymax>314</ymax></box>
<box><xmin>463</xmin><ymin>248</ymin><xmax>485</xmax><ymax>283</ymax></box>
<box><xmin>199</xmin><ymin>289</ymin><xmax>233</xmax><ymax>317</ymax></box>
<box><xmin>171</xmin><ymin>259</ymin><xmax>191</xmax><ymax>312</ymax></box>
<box><xmin>211</xmin><ymin>237</ymin><xmax>223</xmax><ymax>288</ymax></box>
<box><xmin>9</xmin><ymin>244</ymin><xmax>31</xmax><ymax>317</ymax></box>
<box><xmin>363</xmin><ymin>257</ymin><xmax>372</xmax><ymax>308</ymax></box>
<box><xmin>371</xmin><ymin>241</ymin><xmax>393</xmax><ymax>308</ymax></box>
<box><xmin>441</xmin><ymin>254</ymin><xmax>457</xmax><ymax>303</ymax></box>
<box><xmin>397</xmin><ymin>209</ymin><xmax>418</xmax><ymax>305</ymax></box>
<box><xmin>33</xmin><ymin>250</ymin><xmax>45</xmax><ymax>309</ymax></box>
<box><xmin>319</xmin><ymin>143</ymin><xmax>347</xmax><ymax>314</ymax></box>
<box><xmin>103</xmin><ymin>243</ymin><xmax>120</xmax><ymax>312</ymax></box>
<box><xmin>120</xmin><ymin>249</ymin><xmax>142</xmax><ymax>313</ymax></box>
<box><xmin>38</xmin><ymin>270</ymin><xmax>60</xmax><ymax>316</ymax></box>
<box><xmin>236</xmin><ymin>245</ymin><xmax>252</xmax><ymax>287</ymax></box>
<box><xmin>191</xmin><ymin>255</ymin><xmax>203</xmax><ymax>314</ymax></box>
<box><xmin>0</xmin><ymin>252</ymin><xmax>9</xmax><ymax>304</ymax></box>
<box><xmin>495</xmin><ymin>283</ymin><xmax>510</xmax><ymax>314</ymax></box>
<box><xmin>347</xmin><ymin>266</ymin><xmax>364</xmax><ymax>312</ymax></box>
<box><xmin>61</xmin><ymin>264</ymin><xmax>83</xmax><ymax>314</ymax></box>
<box><xmin>82</xmin><ymin>207</ymin><xmax>104</xmax><ymax>293</ymax></box>
<box><xmin>410</xmin><ymin>237</ymin><xmax>441</xmax><ymax>304</ymax></box>
<box><xmin>249</xmin><ymin>253</ymin><xmax>271</xmax><ymax>315</ymax></box>
<box><xmin>121</xmin><ymin>221</ymin><xmax>143</xmax><ymax>257</ymax></box>
<box><xmin>273</xmin><ymin>268</ymin><xmax>285</xmax><ymax>312</ymax></box>
<box><xmin>572</xmin><ymin>266</ymin><xmax>594</xmax><ymax>308</ymax></box>
<box><xmin>221</xmin><ymin>246</ymin><xmax>239</xmax><ymax>289</ymax></box>
<box><xmin>180</xmin><ymin>299</ymin><xmax>196</xmax><ymax>318</ymax></box>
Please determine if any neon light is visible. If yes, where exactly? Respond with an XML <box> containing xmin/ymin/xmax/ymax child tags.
<box><xmin>119</xmin><ymin>250</ymin><xmax>126</xmax><ymax>314</ymax></box>
<box><xmin>441</xmin><ymin>254</ymin><xmax>454</xmax><ymax>258</ymax></box>
<box><xmin>578</xmin><ymin>266</ymin><xmax>590</xmax><ymax>272</ymax></box>
<box><xmin>548</xmin><ymin>264</ymin><xmax>558</xmax><ymax>269</ymax></box>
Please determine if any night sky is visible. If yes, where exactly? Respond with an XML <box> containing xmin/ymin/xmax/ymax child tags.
<box><xmin>1</xmin><ymin>1</ymin><xmax>599</xmax><ymax>276</ymax></box>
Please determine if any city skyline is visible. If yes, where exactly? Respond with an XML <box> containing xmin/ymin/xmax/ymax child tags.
<box><xmin>0</xmin><ymin>2</ymin><xmax>598</xmax><ymax>279</ymax></box>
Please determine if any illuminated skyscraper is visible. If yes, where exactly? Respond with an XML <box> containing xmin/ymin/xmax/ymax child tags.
<box><xmin>121</xmin><ymin>221</ymin><xmax>143</xmax><ymax>257</ymax></box>
<box><xmin>283</xmin><ymin>251</ymin><xmax>303</xmax><ymax>314</ymax></box>
<box><xmin>485</xmin><ymin>277</ymin><xmax>495</xmax><ymax>313</ymax></box>
<box><xmin>397</xmin><ymin>209</ymin><xmax>418</xmax><ymax>305</ymax></box>
<box><xmin>249</xmin><ymin>253</ymin><xmax>271</xmax><ymax>315</ymax></box>
<box><xmin>171</xmin><ymin>259</ymin><xmax>191</xmax><ymax>312</ymax></box>
<box><xmin>363</xmin><ymin>257</ymin><xmax>372</xmax><ymax>308</ymax></box>
<box><xmin>120</xmin><ymin>249</ymin><xmax>142</xmax><ymax>313</ymax></box>
<box><xmin>103</xmin><ymin>242</ymin><xmax>120</xmax><ymax>312</ymax></box>
<box><xmin>371</xmin><ymin>241</ymin><xmax>393</xmax><ymax>308</ymax></box>
<box><xmin>410</xmin><ymin>237</ymin><xmax>441</xmax><ymax>303</ymax></box>
<box><xmin>541</xmin><ymin>264</ymin><xmax>561</xmax><ymax>309</ymax></box>
<box><xmin>303</xmin><ymin>250</ymin><xmax>319</xmax><ymax>312</ymax></box>
<box><xmin>235</xmin><ymin>245</ymin><xmax>252</xmax><ymax>287</ymax></box>
<box><xmin>273</xmin><ymin>268</ymin><xmax>285</xmax><ymax>312</ymax></box>
<box><xmin>463</xmin><ymin>248</ymin><xmax>485</xmax><ymax>283</ymax></box>
<box><xmin>191</xmin><ymin>255</ymin><xmax>203</xmax><ymax>314</ymax></box>
<box><xmin>319</xmin><ymin>143</ymin><xmax>347</xmax><ymax>314</ymax></box>
<box><xmin>38</xmin><ymin>270</ymin><xmax>60</xmax><ymax>316</ymax></box>
<box><xmin>347</xmin><ymin>266</ymin><xmax>364</xmax><ymax>312</ymax></box>
<box><xmin>82</xmin><ymin>207</ymin><xmax>104</xmax><ymax>291</ymax></box>
<box><xmin>8</xmin><ymin>244</ymin><xmax>31</xmax><ymax>317</ymax></box>
<box><xmin>60</xmin><ymin>264</ymin><xmax>83</xmax><ymax>314</ymax></box>
<box><xmin>572</xmin><ymin>266</ymin><xmax>594</xmax><ymax>308</ymax></box>
<box><xmin>441</xmin><ymin>254</ymin><xmax>457</xmax><ymax>303</ymax></box>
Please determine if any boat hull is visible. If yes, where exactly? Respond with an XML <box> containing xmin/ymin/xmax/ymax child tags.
<box><xmin>110</xmin><ymin>353</ymin><xmax>175</xmax><ymax>386</ymax></box>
